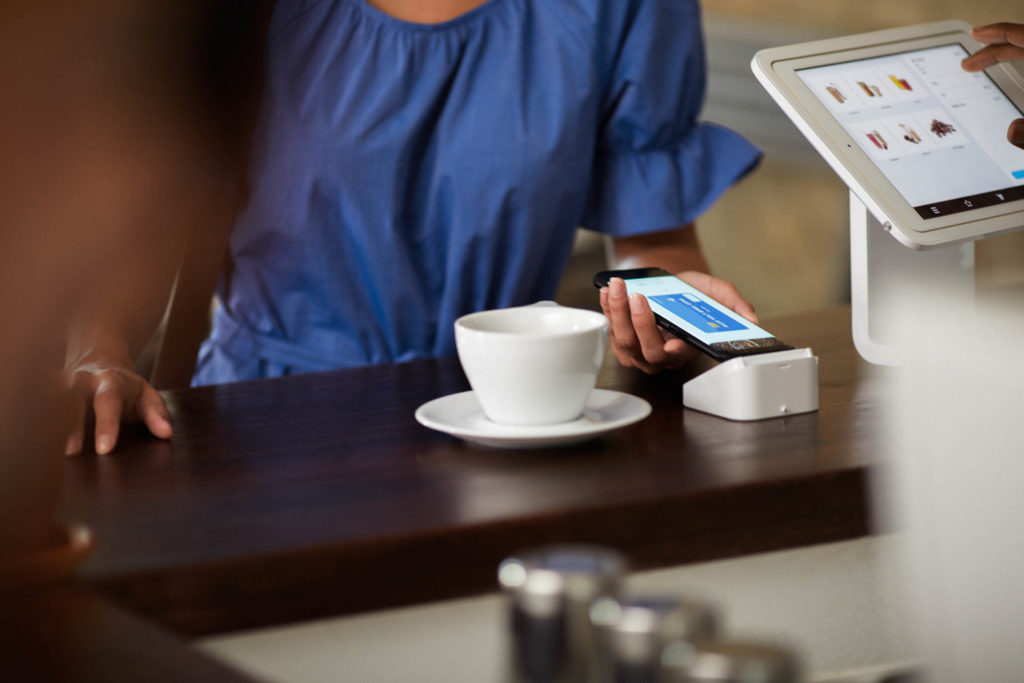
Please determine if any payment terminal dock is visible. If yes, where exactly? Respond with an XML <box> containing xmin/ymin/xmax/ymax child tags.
<box><xmin>594</xmin><ymin>268</ymin><xmax>820</xmax><ymax>422</ymax></box>
<box><xmin>752</xmin><ymin>20</ymin><xmax>1024</xmax><ymax>365</ymax></box>
<box><xmin>681</xmin><ymin>347</ymin><xmax>819</xmax><ymax>422</ymax></box>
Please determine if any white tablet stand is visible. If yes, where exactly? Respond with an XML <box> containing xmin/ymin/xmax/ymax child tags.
<box><xmin>849</xmin><ymin>190</ymin><xmax>975</xmax><ymax>366</ymax></box>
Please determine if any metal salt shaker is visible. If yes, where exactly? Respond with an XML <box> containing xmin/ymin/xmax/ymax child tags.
<box><xmin>499</xmin><ymin>545</ymin><xmax>627</xmax><ymax>683</ymax></box>
<box><xmin>659</xmin><ymin>639</ymin><xmax>802</xmax><ymax>683</ymax></box>
<box><xmin>589</xmin><ymin>594</ymin><xmax>718</xmax><ymax>683</ymax></box>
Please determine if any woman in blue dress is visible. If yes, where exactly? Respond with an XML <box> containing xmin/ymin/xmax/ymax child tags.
<box><xmin>66</xmin><ymin>0</ymin><xmax>762</xmax><ymax>453</ymax></box>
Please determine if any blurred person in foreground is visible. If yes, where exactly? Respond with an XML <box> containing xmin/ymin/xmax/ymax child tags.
<box><xmin>0</xmin><ymin>2</ymin><xmax>266</xmax><ymax>562</ymax></box>
<box><xmin>65</xmin><ymin>0</ymin><xmax>764</xmax><ymax>457</ymax></box>
<box><xmin>963</xmin><ymin>22</ymin><xmax>1024</xmax><ymax>149</ymax></box>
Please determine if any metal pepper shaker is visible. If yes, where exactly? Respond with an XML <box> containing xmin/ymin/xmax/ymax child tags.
<box><xmin>589</xmin><ymin>594</ymin><xmax>719</xmax><ymax>683</ymax></box>
<box><xmin>499</xmin><ymin>544</ymin><xmax>627</xmax><ymax>683</ymax></box>
<box><xmin>659</xmin><ymin>639</ymin><xmax>802</xmax><ymax>683</ymax></box>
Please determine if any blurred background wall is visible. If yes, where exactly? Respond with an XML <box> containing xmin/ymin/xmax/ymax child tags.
<box><xmin>556</xmin><ymin>0</ymin><xmax>1024</xmax><ymax>317</ymax></box>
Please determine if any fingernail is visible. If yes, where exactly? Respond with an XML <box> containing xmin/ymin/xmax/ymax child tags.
<box><xmin>610</xmin><ymin>278</ymin><xmax>625</xmax><ymax>299</ymax></box>
<box><xmin>1010</xmin><ymin>122</ymin><xmax>1024</xmax><ymax>147</ymax></box>
<box><xmin>628</xmin><ymin>293</ymin><xmax>645</xmax><ymax>313</ymax></box>
<box><xmin>96</xmin><ymin>436</ymin><xmax>112</xmax><ymax>455</ymax></box>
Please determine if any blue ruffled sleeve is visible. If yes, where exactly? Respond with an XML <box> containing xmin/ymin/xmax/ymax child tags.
<box><xmin>583</xmin><ymin>0</ymin><xmax>761</xmax><ymax>237</ymax></box>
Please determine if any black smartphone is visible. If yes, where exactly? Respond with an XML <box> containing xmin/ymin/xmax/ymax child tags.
<box><xmin>593</xmin><ymin>267</ymin><xmax>793</xmax><ymax>361</ymax></box>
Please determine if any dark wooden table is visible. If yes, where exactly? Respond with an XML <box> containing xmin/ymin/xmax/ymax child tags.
<box><xmin>57</xmin><ymin>307</ymin><xmax>883</xmax><ymax>638</ymax></box>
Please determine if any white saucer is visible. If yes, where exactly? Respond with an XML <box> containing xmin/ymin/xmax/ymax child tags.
<box><xmin>415</xmin><ymin>389</ymin><xmax>652</xmax><ymax>449</ymax></box>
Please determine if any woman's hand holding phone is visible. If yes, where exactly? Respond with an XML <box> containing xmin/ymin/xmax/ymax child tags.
<box><xmin>598</xmin><ymin>271</ymin><xmax>758</xmax><ymax>375</ymax></box>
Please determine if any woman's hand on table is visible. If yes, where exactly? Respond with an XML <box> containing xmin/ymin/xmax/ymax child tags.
<box><xmin>64</xmin><ymin>354</ymin><xmax>171</xmax><ymax>456</ymax></box>
<box><xmin>962</xmin><ymin>23</ymin><xmax>1024</xmax><ymax>148</ymax></box>
<box><xmin>599</xmin><ymin>271</ymin><xmax>758</xmax><ymax>375</ymax></box>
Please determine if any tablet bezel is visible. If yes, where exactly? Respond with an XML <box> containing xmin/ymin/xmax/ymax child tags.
<box><xmin>753</xmin><ymin>20</ymin><xmax>1024</xmax><ymax>248</ymax></box>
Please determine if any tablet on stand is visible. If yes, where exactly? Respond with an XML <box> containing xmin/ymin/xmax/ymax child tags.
<box><xmin>752</xmin><ymin>19</ymin><xmax>1024</xmax><ymax>364</ymax></box>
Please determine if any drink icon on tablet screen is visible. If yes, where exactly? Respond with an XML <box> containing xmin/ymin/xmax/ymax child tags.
<box><xmin>900</xmin><ymin>123</ymin><xmax>922</xmax><ymax>144</ymax></box>
<box><xmin>857</xmin><ymin>80</ymin><xmax>882</xmax><ymax>97</ymax></box>
<box><xmin>889</xmin><ymin>74</ymin><xmax>913</xmax><ymax>91</ymax></box>
<box><xmin>867</xmin><ymin>130</ymin><xmax>889</xmax><ymax>150</ymax></box>
<box><xmin>826</xmin><ymin>83</ymin><xmax>846</xmax><ymax>103</ymax></box>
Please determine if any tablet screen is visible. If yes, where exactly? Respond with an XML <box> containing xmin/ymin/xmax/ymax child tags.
<box><xmin>797</xmin><ymin>44</ymin><xmax>1024</xmax><ymax>219</ymax></box>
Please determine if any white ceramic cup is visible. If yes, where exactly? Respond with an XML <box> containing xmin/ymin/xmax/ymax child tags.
<box><xmin>454</xmin><ymin>302</ymin><xmax>609</xmax><ymax>425</ymax></box>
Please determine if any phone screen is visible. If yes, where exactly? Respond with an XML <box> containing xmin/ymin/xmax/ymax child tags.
<box><xmin>622</xmin><ymin>274</ymin><xmax>776</xmax><ymax>346</ymax></box>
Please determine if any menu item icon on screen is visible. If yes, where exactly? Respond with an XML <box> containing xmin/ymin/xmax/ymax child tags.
<box><xmin>900</xmin><ymin>123</ymin><xmax>922</xmax><ymax>144</ymax></box>
<box><xmin>857</xmin><ymin>81</ymin><xmax>882</xmax><ymax>97</ymax></box>
<box><xmin>889</xmin><ymin>74</ymin><xmax>913</xmax><ymax>91</ymax></box>
<box><xmin>867</xmin><ymin>130</ymin><xmax>889</xmax><ymax>150</ymax></box>
<box><xmin>930</xmin><ymin>119</ymin><xmax>956</xmax><ymax>137</ymax></box>
<box><xmin>826</xmin><ymin>83</ymin><xmax>846</xmax><ymax>103</ymax></box>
